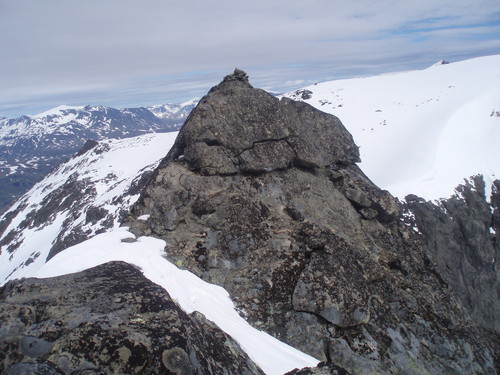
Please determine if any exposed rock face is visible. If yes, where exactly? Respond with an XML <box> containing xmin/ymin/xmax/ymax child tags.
<box><xmin>129</xmin><ymin>70</ymin><xmax>498</xmax><ymax>373</ymax></box>
<box><xmin>405</xmin><ymin>175</ymin><xmax>499</xmax><ymax>332</ymax></box>
<box><xmin>0</xmin><ymin>261</ymin><xmax>264</xmax><ymax>375</ymax></box>
<box><xmin>166</xmin><ymin>68</ymin><xmax>360</xmax><ymax>175</ymax></box>
<box><xmin>285</xmin><ymin>362</ymin><xmax>350</xmax><ymax>375</ymax></box>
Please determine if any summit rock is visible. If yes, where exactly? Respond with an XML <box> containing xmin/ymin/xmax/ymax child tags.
<box><xmin>167</xmin><ymin>68</ymin><xmax>360</xmax><ymax>176</ymax></box>
<box><xmin>129</xmin><ymin>71</ymin><xmax>498</xmax><ymax>374</ymax></box>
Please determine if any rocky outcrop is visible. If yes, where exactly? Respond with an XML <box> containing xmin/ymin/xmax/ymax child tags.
<box><xmin>405</xmin><ymin>175</ymin><xmax>499</xmax><ymax>332</ymax></box>
<box><xmin>0</xmin><ymin>261</ymin><xmax>264</xmax><ymax>375</ymax></box>
<box><xmin>285</xmin><ymin>362</ymin><xmax>350</xmax><ymax>375</ymax></box>
<box><xmin>165</xmin><ymin>68</ymin><xmax>360</xmax><ymax>175</ymax></box>
<box><xmin>128</xmin><ymin>70</ymin><xmax>498</xmax><ymax>374</ymax></box>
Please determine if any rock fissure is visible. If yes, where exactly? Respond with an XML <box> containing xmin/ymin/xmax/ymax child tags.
<box><xmin>237</xmin><ymin>136</ymin><xmax>292</xmax><ymax>156</ymax></box>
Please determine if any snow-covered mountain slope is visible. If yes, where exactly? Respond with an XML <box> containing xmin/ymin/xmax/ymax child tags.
<box><xmin>0</xmin><ymin>102</ymin><xmax>196</xmax><ymax>146</ymax></box>
<box><xmin>283</xmin><ymin>54</ymin><xmax>500</xmax><ymax>201</ymax></box>
<box><xmin>0</xmin><ymin>132</ymin><xmax>178</xmax><ymax>283</ymax></box>
<box><xmin>0</xmin><ymin>105</ymin><xmax>180</xmax><ymax>150</ymax></box>
<box><xmin>0</xmin><ymin>101</ymin><xmax>196</xmax><ymax>212</ymax></box>
<box><xmin>0</xmin><ymin>61</ymin><xmax>498</xmax><ymax>374</ymax></box>
<box><xmin>148</xmin><ymin>98</ymin><xmax>199</xmax><ymax>120</ymax></box>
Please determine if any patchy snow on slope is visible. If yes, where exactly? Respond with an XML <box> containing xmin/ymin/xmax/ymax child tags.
<box><xmin>0</xmin><ymin>132</ymin><xmax>178</xmax><ymax>283</ymax></box>
<box><xmin>2</xmin><ymin>54</ymin><xmax>499</xmax><ymax>374</ymax></box>
<box><xmin>147</xmin><ymin>99</ymin><xmax>198</xmax><ymax>120</ymax></box>
<box><xmin>35</xmin><ymin>227</ymin><xmax>319</xmax><ymax>375</ymax></box>
<box><xmin>284</xmin><ymin>54</ymin><xmax>500</xmax><ymax>201</ymax></box>
<box><xmin>0</xmin><ymin>118</ymin><xmax>317</xmax><ymax>373</ymax></box>
<box><xmin>0</xmin><ymin>124</ymin><xmax>319</xmax><ymax>373</ymax></box>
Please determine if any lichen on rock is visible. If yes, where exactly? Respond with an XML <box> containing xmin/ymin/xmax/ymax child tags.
<box><xmin>164</xmin><ymin>68</ymin><xmax>359</xmax><ymax>178</ymax></box>
<box><xmin>0</xmin><ymin>261</ymin><xmax>264</xmax><ymax>375</ymax></box>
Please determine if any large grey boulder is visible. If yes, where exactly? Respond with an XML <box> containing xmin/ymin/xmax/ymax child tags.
<box><xmin>166</xmin><ymin>68</ymin><xmax>360</xmax><ymax>176</ymax></box>
<box><xmin>0</xmin><ymin>261</ymin><xmax>264</xmax><ymax>375</ymax></box>
<box><xmin>128</xmin><ymin>70</ymin><xmax>498</xmax><ymax>374</ymax></box>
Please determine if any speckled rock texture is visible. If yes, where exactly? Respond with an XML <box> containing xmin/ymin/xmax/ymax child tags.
<box><xmin>164</xmin><ymin>68</ymin><xmax>360</xmax><ymax>176</ymax></box>
<box><xmin>128</xmin><ymin>70</ymin><xmax>498</xmax><ymax>374</ymax></box>
<box><xmin>285</xmin><ymin>362</ymin><xmax>350</xmax><ymax>375</ymax></box>
<box><xmin>0</xmin><ymin>261</ymin><xmax>264</xmax><ymax>375</ymax></box>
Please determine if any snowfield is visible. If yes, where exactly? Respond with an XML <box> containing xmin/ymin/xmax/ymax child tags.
<box><xmin>283</xmin><ymin>54</ymin><xmax>500</xmax><ymax>201</ymax></box>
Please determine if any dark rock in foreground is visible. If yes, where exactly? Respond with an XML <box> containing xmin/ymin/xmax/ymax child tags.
<box><xmin>129</xmin><ymin>70</ymin><xmax>498</xmax><ymax>374</ymax></box>
<box><xmin>0</xmin><ymin>261</ymin><xmax>264</xmax><ymax>375</ymax></box>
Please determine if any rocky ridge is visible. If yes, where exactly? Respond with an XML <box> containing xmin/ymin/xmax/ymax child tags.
<box><xmin>0</xmin><ymin>68</ymin><xmax>498</xmax><ymax>374</ymax></box>
<box><xmin>128</xmin><ymin>70</ymin><xmax>498</xmax><ymax>373</ymax></box>
<box><xmin>0</xmin><ymin>261</ymin><xmax>264</xmax><ymax>374</ymax></box>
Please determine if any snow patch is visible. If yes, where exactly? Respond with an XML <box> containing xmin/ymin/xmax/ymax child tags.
<box><xmin>35</xmin><ymin>228</ymin><xmax>319</xmax><ymax>375</ymax></box>
<box><xmin>31</xmin><ymin>105</ymin><xmax>84</xmax><ymax>119</ymax></box>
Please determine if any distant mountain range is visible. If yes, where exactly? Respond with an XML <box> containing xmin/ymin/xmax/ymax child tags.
<box><xmin>3</xmin><ymin>54</ymin><xmax>499</xmax><ymax>214</ymax></box>
<box><xmin>0</xmin><ymin>100</ymin><xmax>197</xmax><ymax>212</ymax></box>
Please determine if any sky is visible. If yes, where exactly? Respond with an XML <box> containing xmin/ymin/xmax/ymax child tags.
<box><xmin>1</xmin><ymin>0</ymin><xmax>499</xmax><ymax>118</ymax></box>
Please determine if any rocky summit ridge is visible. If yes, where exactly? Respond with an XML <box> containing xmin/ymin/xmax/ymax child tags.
<box><xmin>0</xmin><ymin>69</ymin><xmax>498</xmax><ymax>374</ymax></box>
<box><xmin>128</xmin><ymin>69</ymin><xmax>498</xmax><ymax>374</ymax></box>
<box><xmin>165</xmin><ymin>68</ymin><xmax>360</xmax><ymax>176</ymax></box>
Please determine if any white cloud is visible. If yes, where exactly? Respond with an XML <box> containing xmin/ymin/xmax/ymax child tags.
<box><xmin>1</xmin><ymin>0</ymin><xmax>499</xmax><ymax>117</ymax></box>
